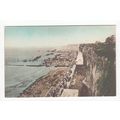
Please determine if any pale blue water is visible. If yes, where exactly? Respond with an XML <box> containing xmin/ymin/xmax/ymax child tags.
<box><xmin>5</xmin><ymin>48</ymin><xmax>56</xmax><ymax>97</ymax></box>
<box><xmin>5</xmin><ymin>66</ymin><xmax>54</xmax><ymax>97</ymax></box>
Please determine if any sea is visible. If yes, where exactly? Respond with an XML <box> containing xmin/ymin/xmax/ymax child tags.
<box><xmin>5</xmin><ymin>48</ymin><xmax>56</xmax><ymax>97</ymax></box>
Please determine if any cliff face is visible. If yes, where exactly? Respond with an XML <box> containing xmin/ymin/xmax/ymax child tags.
<box><xmin>80</xmin><ymin>35</ymin><xmax>116</xmax><ymax>96</ymax></box>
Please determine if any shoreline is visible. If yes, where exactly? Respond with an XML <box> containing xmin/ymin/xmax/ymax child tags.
<box><xmin>20</xmin><ymin>67</ymin><xmax>69</xmax><ymax>97</ymax></box>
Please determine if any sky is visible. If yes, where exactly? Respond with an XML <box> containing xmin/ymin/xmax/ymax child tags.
<box><xmin>5</xmin><ymin>25</ymin><xmax>115</xmax><ymax>48</ymax></box>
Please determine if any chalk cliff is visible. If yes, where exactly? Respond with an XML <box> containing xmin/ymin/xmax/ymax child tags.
<box><xmin>79</xmin><ymin>35</ymin><xmax>116</xmax><ymax>96</ymax></box>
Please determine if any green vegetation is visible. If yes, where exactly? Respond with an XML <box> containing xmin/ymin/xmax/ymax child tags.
<box><xmin>95</xmin><ymin>35</ymin><xmax>116</xmax><ymax>96</ymax></box>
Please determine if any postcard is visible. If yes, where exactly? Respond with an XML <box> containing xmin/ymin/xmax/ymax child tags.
<box><xmin>5</xmin><ymin>25</ymin><xmax>116</xmax><ymax>97</ymax></box>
